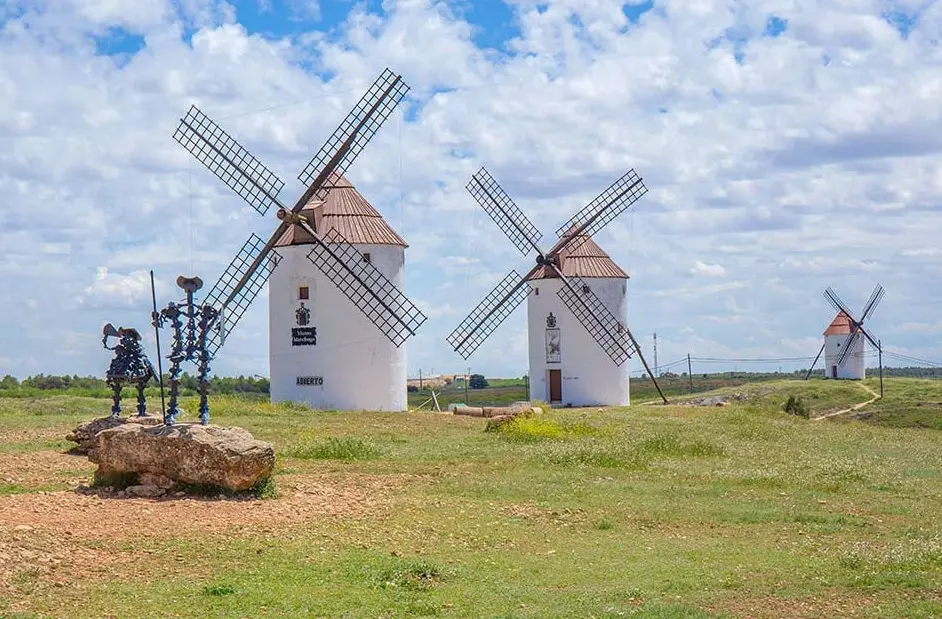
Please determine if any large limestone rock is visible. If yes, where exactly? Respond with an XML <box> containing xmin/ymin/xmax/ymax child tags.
<box><xmin>88</xmin><ymin>423</ymin><xmax>275</xmax><ymax>492</ymax></box>
<box><xmin>66</xmin><ymin>415</ymin><xmax>162</xmax><ymax>454</ymax></box>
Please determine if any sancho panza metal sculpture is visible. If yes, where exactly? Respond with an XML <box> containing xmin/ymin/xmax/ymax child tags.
<box><xmin>102</xmin><ymin>324</ymin><xmax>157</xmax><ymax>418</ymax></box>
<box><xmin>153</xmin><ymin>276</ymin><xmax>219</xmax><ymax>426</ymax></box>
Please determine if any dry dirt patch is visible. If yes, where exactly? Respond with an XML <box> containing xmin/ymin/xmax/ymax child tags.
<box><xmin>0</xmin><ymin>451</ymin><xmax>92</xmax><ymax>488</ymax></box>
<box><xmin>705</xmin><ymin>589</ymin><xmax>942</xmax><ymax>619</ymax></box>
<box><xmin>0</xmin><ymin>472</ymin><xmax>400</xmax><ymax>541</ymax></box>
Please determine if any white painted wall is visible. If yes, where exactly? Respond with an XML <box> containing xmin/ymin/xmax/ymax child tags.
<box><xmin>526</xmin><ymin>277</ymin><xmax>630</xmax><ymax>407</ymax></box>
<box><xmin>268</xmin><ymin>243</ymin><xmax>407</xmax><ymax>411</ymax></box>
<box><xmin>823</xmin><ymin>334</ymin><xmax>866</xmax><ymax>380</ymax></box>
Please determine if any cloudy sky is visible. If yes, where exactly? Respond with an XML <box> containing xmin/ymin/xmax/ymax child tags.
<box><xmin>1</xmin><ymin>0</ymin><xmax>940</xmax><ymax>380</ymax></box>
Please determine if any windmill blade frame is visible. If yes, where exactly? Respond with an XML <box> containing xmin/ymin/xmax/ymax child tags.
<box><xmin>555</xmin><ymin>276</ymin><xmax>636</xmax><ymax>366</ymax></box>
<box><xmin>446</xmin><ymin>270</ymin><xmax>532</xmax><ymax>359</ymax></box>
<box><xmin>860</xmin><ymin>284</ymin><xmax>885</xmax><ymax>322</ymax></box>
<box><xmin>173</xmin><ymin>105</ymin><xmax>286</xmax><ymax>217</ymax></box>
<box><xmin>553</xmin><ymin>169</ymin><xmax>646</xmax><ymax>255</ymax></box>
<box><xmin>202</xmin><ymin>234</ymin><xmax>282</xmax><ymax>355</ymax></box>
<box><xmin>835</xmin><ymin>330</ymin><xmax>860</xmax><ymax>366</ymax></box>
<box><xmin>297</xmin><ymin>68</ymin><xmax>410</xmax><ymax>200</ymax></box>
<box><xmin>823</xmin><ymin>287</ymin><xmax>856</xmax><ymax>321</ymax></box>
<box><xmin>305</xmin><ymin>227</ymin><xmax>428</xmax><ymax>347</ymax></box>
<box><xmin>466</xmin><ymin>167</ymin><xmax>543</xmax><ymax>256</ymax></box>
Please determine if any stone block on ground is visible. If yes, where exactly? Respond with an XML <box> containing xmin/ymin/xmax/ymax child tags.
<box><xmin>88</xmin><ymin>423</ymin><xmax>275</xmax><ymax>493</ymax></box>
<box><xmin>66</xmin><ymin>415</ymin><xmax>162</xmax><ymax>454</ymax></box>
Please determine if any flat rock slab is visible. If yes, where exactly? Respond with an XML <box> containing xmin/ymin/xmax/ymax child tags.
<box><xmin>88</xmin><ymin>424</ymin><xmax>275</xmax><ymax>493</ymax></box>
<box><xmin>66</xmin><ymin>415</ymin><xmax>163</xmax><ymax>454</ymax></box>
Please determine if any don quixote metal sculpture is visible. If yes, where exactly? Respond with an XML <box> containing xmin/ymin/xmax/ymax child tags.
<box><xmin>153</xmin><ymin>276</ymin><xmax>219</xmax><ymax>426</ymax></box>
<box><xmin>102</xmin><ymin>324</ymin><xmax>157</xmax><ymax>418</ymax></box>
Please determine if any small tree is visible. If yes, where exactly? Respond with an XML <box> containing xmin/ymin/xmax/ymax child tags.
<box><xmin>0</xmin><ymin>374</ymin><xmax>18</xmax><ymax>389</ymax></box>
<box><xmin>469</xmin><ymin>374</ymin><xmax>489</xmax><ymax>389</ymax></box>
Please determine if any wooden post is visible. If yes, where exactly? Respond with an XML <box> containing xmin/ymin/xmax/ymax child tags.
<box><xmin>687</xmin><ymin>353</ymin><xmax>693</xmax><ymax>393</ymax></box>
<box><xmin>149</xmin><ymin>270</ymin><xmax>166</xmax><ymax>419</ymax></box>
<box><xmin>419</xmin><ymin>369</ymin><xmax>423</xmax><ymax>391</ymax></box>
<box><xmin>878</xmin><ymin>339</ymin><xmax>884</xmax><ymax>397</ymax></box>
<box><xmin>465</xmin><ymin>367</ymin><xmax>470</xmax><ymax>405</ymax></box>
<box><xmin>805</xmin><ymin>342</ymin><xmax>826</xmax><ymax>380</ymax></box>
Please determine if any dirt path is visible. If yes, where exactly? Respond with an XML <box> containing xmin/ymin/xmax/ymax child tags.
<box><xmin>813</xmin><ymin>382</ymin><xmax>881</xmax><ymax>421</ymax></box>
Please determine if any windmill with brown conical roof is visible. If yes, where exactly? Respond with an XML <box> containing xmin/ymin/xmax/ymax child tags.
<box><xmin>446</xmin><ymin>167</ymin><xmax>667</xmax><ymax>407</ymax></box>
<box><xmin>805</xmin><ymin>284</ymin><xmax>884</xmax><ymax>383</ymax></box>
<box><xmin>171</xmin><ymin>69</ymin><xmax>426</xmax><ymax>414</ymax></box>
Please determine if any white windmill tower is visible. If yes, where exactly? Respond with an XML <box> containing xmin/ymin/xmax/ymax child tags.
<box><xmin>269</xmin><ymin>174</ymin><xmax>412</xmax><ymax>410</ymax></box>
<box><xmin>806</xmin><ymin>284</ymin><xmax>884</xmax><ymax>381</ymax></box>
<box><xmin>447</xmin><ymin>167</ymin><xmax>667</xmax><ymax>407</ymax></box>
<box><xmin>172</xmin><ymin>69</ymin><xmax>427</xmax><ymax>412</ymax></box>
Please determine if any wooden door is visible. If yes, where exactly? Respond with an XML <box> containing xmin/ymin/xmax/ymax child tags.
<box><xmin>831</xmin><ymin>365</ymin><xmax>838</xmax><ymax>378</ymax></box>
<box><xmin>549</xmin><ymin>369</ymin><xmax>562</xmax><ymax>402</ymax></box>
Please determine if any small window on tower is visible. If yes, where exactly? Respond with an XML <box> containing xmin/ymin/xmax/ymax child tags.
<box><xmin>299</xmin><ymin>286</ymin><xmax>309</xmax><ymax>300</ymax></box>
<box><xmin>534</xmin><ymin>287</ymin><xmax>540</xmax><ymax>296</ymax></box>
<box><xmin>362</xmin><ymin>252</ymin><xmax>371</xmax><ymax>264</ymax></box>
<box><xmin>582</xmin><ymin>284</ymin><xmax>591</xmax><ymax>294</ymax></box>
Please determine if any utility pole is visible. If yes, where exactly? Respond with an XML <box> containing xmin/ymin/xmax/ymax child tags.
<box><xmin>653</xmin><ymin>332</ymin><xmax>658</xmax><ymax>378</ymax></box>
<box><xmin>419</xmin><ymin>368</ymin><xmax>423</xmax><ymax>391</ymax></box>
<box><xmin>878</xmin><ymin>339</ymin><xmax>884</xmax><ymax>397</ymax></box>
<box><xmin>687</xmin><ymin>353</ymin><xmax>693</xmax><ymax>393</ymax></box>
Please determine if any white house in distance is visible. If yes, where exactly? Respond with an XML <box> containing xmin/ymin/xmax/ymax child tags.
<box><xmin>823</xmin><ymin>311</ymin><xmax>866</xmax><ymax>380</ymax></box>
<box><xmin>268</xmin><ymin>173</ymin><xmax>408</xmax><ymax>411</ymax></box>
<box><xmin>526</xmin><ymin>234</ymin><xmax>630</xmax><ymax>407</ymax></box>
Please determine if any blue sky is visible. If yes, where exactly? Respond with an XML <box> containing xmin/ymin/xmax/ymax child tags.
<box><xmin>1</xmin><ymin>0</ymin><xmax>940</xmax><ymax>381</ymax></box>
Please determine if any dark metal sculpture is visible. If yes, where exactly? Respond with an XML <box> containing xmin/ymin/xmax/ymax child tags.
<box><xmin>172</xmin><ymin>68</ymin><xmax>426</xmax><ymax>359</ymax></box>
<box><xmin>447</xmin><ymin>166</ymin><xmax>669</xmax><ymax>404</ymax></box>
<box><xmin>153</xmin><ymin>276</ymin><xmax>219</xmax><ymax>426</ymax></box>
<box><xmin>102</xmin><ymin>324</ymin><xmax>157</xmax><ymax>418</ymax></box>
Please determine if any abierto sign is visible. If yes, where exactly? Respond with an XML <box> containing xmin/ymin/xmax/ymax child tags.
<box><xmin>296</xmin><ymin>376</ymin><xmax>324</xmax><ymax>386</ymax></box>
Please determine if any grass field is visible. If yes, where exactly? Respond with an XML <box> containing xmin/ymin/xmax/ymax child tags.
<box><xmin>1</xmin><ymin>378</ymin><xmax>941</xmax><ymax>617</ymax></box>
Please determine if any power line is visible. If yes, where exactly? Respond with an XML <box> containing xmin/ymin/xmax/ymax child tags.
<box><xmin>882</xmin><ymin>350</ymin><xmax>942</xmax><ymax>368</ymax></box>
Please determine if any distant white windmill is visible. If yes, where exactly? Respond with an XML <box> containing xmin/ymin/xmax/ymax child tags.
<box><xmin>806</xmin><ymin>284</ymin><xmax>884</xmax><ymax>383</ymax></box>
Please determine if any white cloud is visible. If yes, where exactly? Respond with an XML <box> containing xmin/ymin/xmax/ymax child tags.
<box><xmin>77</xmin><ymin>267</ymin><xmax>166</xmax><ymax>308</ymax></box>
<box><xmin>689</xmin><ymin>260</ymin><xmax>726</xmax><ymax>277</ymax></box>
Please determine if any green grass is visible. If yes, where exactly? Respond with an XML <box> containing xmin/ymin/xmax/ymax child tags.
<box><xmin>850</xmin><ymin>377</ymin><xmax>942</xmax><ymax>429</ymax></box>
<box><xmin>1</xmin><ymin>378</ymin><xmax>941</xmax><ymax>617</ymax></box>
<box><xmin>286</xmin><ymin>435</ymin><xmax>384</xmax><ymax>461</ymax></box>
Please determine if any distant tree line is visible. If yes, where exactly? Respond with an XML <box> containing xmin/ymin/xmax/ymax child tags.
<box><xmin>0</xmin><ymin>373</ymin><xmax>270</xmax><ymax>394</ymax></box>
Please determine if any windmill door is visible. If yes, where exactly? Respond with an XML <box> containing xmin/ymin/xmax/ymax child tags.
<box><xmin>831</xmin><ymin>365</ymin><xmax>838</xmax><ymax>379</ymax></box>
<box><xmin>548</xmin><ymin>370</ymin><xmax>562</xmax><ymax>402</ymax></box>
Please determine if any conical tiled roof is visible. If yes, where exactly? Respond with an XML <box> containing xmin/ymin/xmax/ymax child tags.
<box><xmin>528</xmin><ymin>234</ymin><xmax>628</xmax><ymax>280</ymax></box>
<box><xmin>275</xmin><ymin>174</ymin><xmax>407</xmax><ymax>248</ymax></box>
<box><xmin>824</xmin><ymin>311</ymin><xmax>854</xmax><ymax>336</ymax></box>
